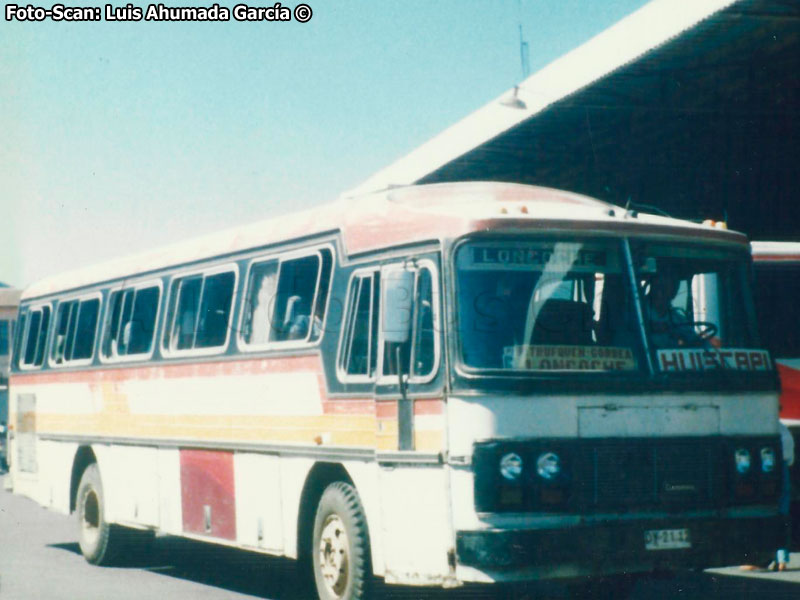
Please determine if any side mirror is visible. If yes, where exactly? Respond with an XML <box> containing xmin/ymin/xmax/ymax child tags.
<box><xmin>382</xmin><ymin>269</ymin><xmax>414</xmax><ymax>343</ymax></box>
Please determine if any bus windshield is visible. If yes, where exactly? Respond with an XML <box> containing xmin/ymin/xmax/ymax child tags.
<box><xmin>455</xmin><ymin>237</ymin><xmax>771</xmax><ymax>378</ymax></box>
<box><xmin>455</xmin><ymin>238</ymin><xmax>642</xmax><ymax>373</ymax></box>
<box><xmin>634</xmin><ymin>242</ymin><xmax>770</xmax><ymax>375</ymax></box>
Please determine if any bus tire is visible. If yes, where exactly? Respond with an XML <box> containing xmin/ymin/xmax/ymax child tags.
<box><xmin>312</xmin><ymin>481</ymin><xmax>371</xmax><ymax>600</ymax></box>
<box><xmin>76</xmin><ymin>463</ymin><xmax>124</xmax><ymax>565</ymax></box>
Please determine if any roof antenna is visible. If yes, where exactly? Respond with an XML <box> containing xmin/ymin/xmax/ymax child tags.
<box><xmin>518</xmin><ymin>0</ymin><xmax>530</xmax><ymax>80</ymax></box>
<box><xmin>624</xmin><ymin>196</ymin><xmax>638</xmax><ymax>219</ymax></box>
<box><xmin>500</xmin><ymin>1</ymin><xmax>530</xmax><ymax>110</ymax></box>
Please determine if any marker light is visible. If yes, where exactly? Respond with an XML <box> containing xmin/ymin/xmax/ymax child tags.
<box><xmin>536</xmin><ymin>452</ymin><xmax>562</xmax><ymax>480</ymax></box>
<box><xmin>734</xmin><ymin>448</ymin><xmax>752</xmax><ymax>474</ymax></box>
<box><xmin>761</xmin><ymin>447</ymin><xmax>776</xmax><ymax>473</ymax></box>
<box><xmin>499</xmin><ymin>453</ymin><xmax>523</xmax><ymax>481</ymax></box>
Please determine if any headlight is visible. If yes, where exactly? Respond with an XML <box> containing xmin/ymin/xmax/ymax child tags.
<box><xmin>734</xmin><ymin>448</ymin><xmax>751</xmax><ymax>474</ymax></box>
<box><xmin>536</xmin><ymin>452</ymin><xmax>561</xmax><ymax>480</ymax></box>
<box><xmin>761</xmin><ymin>447</ymin><xmax>776</xmax><ymax>473</ymax></box>
<box><xmin>499</xmin><ymin>452</ymin><xmax>523</xmax><ymax>481</ymax></box>
<box><xmin>0</xmin><ymin>424</ymin><xmax>6</xmax><ymax>435</ymax></box>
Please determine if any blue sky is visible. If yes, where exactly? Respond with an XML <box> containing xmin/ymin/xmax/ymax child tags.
<box><xmin>1</xmin><ymin>0</ymin><xmax>650</xmax><ymax>287</ymax></box>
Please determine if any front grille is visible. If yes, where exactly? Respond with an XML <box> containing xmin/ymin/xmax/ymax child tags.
<box><xmin>473</xmin><ymin>436</ymin><xmax>779</xmax><ymax>514</ymax></box>
<box><xmin>576</xmin><ymin>439</ymin><xmax>718</xmax><ymax>511</ymax></box>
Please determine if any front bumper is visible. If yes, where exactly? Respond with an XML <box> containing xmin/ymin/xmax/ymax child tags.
<box><xmin>457</xmin><ymin>514</ymin><xmax>783</xmax><ymax>573</ymax></box>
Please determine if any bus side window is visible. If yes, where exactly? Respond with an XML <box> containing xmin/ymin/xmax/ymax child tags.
<box><xmin>52</xmin><ymin>300</ymin><xmax>77</xmax><ymax>363</ymax></box>
<box><xmin>412</xmin><ymin>267</ymin><xmax>435</xmax><ymax>377</ymax></box>
<box><xmin>309</xmin><ymin>250</ymin><xmax>333</xmax><ymax>343</ymax></box>
<box><xmin>102</xmin><ymin>291</ymin><xmax>125</xmax><ymax>358</ymax></box>
<box><xmin>270</xmin><ymin>255</ymin><xmax>320</xmax><ymax>343</ymax></box>
<box><xmin>71</xmin><ymin>299</ymin><xmax>100</xmax><ymax>360</ymax></box>
<box><xmin>127</xmin><ymin>286</ymin><xmax>160</xmax><ymax>355</ymax></box>
<box><xmin>13</xmin><ymin>313</ymin><xmax>26</xmax><ymax>367</ymax></box>
<box><xmin>195</xmin><ymin>272</ymin><xmax>235</xmax><ymax>348</ymax></box>
<box><xmin>49</xmin><ymin>298</ymin><xmax>100</xmax><ymax>365</ymax></box>
<box><xmin>174</xmin><ymin>276</ymin><xmax>202</xmax><ymax>350</ymax></box>
<box><xmin>103</xmin><ymin>285</ymin><xmax>161</xmax><ymax>360</ymax></box>
<box><xmin>240</xmin><ymin>248</ymin><xmax>332</xmax><ymax>348</ymax></box>
<box><xmin>165</xmin><ymin>270</ymin><xmax>235</xmax><ymax>353</ymax></box>
<box><xmin>340</xmin><ymin>272</ymin><xmax>380</xmax><ymax>378</ymax></box>
<box><xmin>20</xmin><ymin>311</ymin><xmax>41</xmax><ymax>367</ymax></box>
<box><xmin>242</xmin><ymin>261</ymin><xmax>279</xmax><ymax>345</ymax></box>
<box><xmin>103</xmin><ymin>289</ymin><xmax>133</xmax><ymax>358</ymax></box>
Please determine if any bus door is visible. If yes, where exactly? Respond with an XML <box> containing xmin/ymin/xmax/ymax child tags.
<box><xmin>374</xmin><ymin>258</ymin><xmax>453</xmax><ymax>582</ymax></box>
<box><xmin>376</xmin><ymin>260</ymin><xmax>440</xmax><ymax>451</ymax></box>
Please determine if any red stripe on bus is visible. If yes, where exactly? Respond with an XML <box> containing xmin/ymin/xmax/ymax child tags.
<box><xmin>180</xmin><ymin>449</ymin><xmax>236</xmax><ymax>541</ymax></box>
<box><xmin>414</xmin><ymin>397</ymin><xmax>445</xmax><ymax>415</ymax></box>
<box><xmin>10</xmin><ymin>355</ymin><xmax>322</xmax><ymax>385</ymax></box>
<box><xmin>778</xmin><ymin>363</ymin><xmax>800</xmax><ymax>420</ymax></box>
<box><xmin>753</xmin><ymin>255</ymin><xmax>800</xmax><ymax>263</ymax></box>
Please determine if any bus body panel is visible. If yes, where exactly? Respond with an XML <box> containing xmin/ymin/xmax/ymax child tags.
<box><xmin>234</xmin><ymin>452</ymin><xmax>285</xmax><ymax>551</ymax></box>
<box><xmin>377</xmin><ymin>463</ymin><xmax>455</xmax><ymax>585</ymax></box>
<box><xmin>447</xmin><ymin>392</ymin><xmax>777</xmax><ymax>462</ymax></box>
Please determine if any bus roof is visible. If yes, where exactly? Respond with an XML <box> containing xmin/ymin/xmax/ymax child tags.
<box><xmin>751</xmin><ymin>241</ymin><xmax>800</xmax><ymax>261</ymax></box>
<box><xmin>22</xmin><ymin>182</ymin><xmax>747</xmax><ymax>300</ymax></box>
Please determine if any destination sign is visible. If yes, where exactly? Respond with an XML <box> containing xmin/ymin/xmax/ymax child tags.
<box><xmin>460</xmin><ymin>242</ymin><xmax>620</xmax><ymax>273</ymax></box>
<box><xmin>657</xmin><ymin>349</ymin><xmax>772</xmax><ymax>372</ymax></box>
<box><xmin>503</xmin><ymin>344</ymin><xmax>636</xmax><ymax>371</ymax></box>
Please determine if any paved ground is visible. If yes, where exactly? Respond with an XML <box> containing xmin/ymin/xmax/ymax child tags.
<box><xmin>2</xmin><ymin>476</ymin><xmax>800</xmax><ymax>599</ymax></box>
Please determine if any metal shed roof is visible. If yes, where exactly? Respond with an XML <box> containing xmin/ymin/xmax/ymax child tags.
<box><xmin>349</xmin><ymin>0</ymin><xmax>799</xmax><ymax>240</ymax></box>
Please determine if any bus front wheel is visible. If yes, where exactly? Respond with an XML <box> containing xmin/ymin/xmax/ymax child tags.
<box><xmin>312</xmin><ymin>482</ymin><xmax>371</xmax><ymax>600</ymax></box>
<box><xmin>76</xmin><ymin>463</ymin><xmax>125</xmax><ymax>565</ymax></box>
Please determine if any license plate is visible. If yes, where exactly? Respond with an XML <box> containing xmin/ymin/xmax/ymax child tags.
<box><xmin>644</xmin><ymin>528</ymin><xmax>691</xmax><ymax>550</ymax></box>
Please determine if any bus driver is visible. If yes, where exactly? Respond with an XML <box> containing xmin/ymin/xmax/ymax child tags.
<box><xmin>642</xmin><ymin>272</ymin><xmax>700</xmax><ymax>348</ymax></box>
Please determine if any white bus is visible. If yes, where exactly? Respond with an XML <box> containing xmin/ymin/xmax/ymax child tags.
<box><xmin>751</xmin><ymin>242</ymin><xmax>800</xmax><ymax>423</ymax></box>
<box><xmin>751</xmin><ymin>241</ymin><xmax>800</xmax><ymax>543</ymax></box>
<box><xmin>7</xmin><ymin>182</ymin><xmax>783</xmax><ymax>599</ymax></box>
<box><xmin>0</xmin><ymin>284</ymin><xmax>21</xmax><ymax>468</ymax></box>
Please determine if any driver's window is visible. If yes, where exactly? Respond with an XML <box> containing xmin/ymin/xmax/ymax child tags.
<box><xmin>634</xmin><ymin>244</ymin><xmax>746</xmax><ymax>355</ymax></box>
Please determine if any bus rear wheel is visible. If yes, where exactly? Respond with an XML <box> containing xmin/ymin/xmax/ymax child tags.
<box><xmin>312</xmin><ymin>482</ymin><xmax>371</xmax><ymax>600</ymax></box>
<box><xmin>76</xmin><ymin>463</ymin><xmax>129</xmax><ymax>565</ymax></box>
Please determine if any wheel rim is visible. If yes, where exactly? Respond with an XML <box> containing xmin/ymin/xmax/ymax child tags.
<box><xmin>81</xmin><ymin>489</ymin><xmax>100</xmax><ymax>547</ymax></box>
<box><xmin>318</xmin><ymin>514</ymin><xmax>350</xmax><ymax>598</ymax></box>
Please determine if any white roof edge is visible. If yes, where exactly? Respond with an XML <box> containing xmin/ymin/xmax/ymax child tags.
<box><xmin>21</xmin><ymin>202</ymin><xmax>337</xmax><ymax>301</ymax></box>
<box><xmin>751</xmin><ymin>241</ymin><xmax>800</xmax><ymax>256</ymax></box>
<box><xmin>347</xmin><ymin>0</ymin><xmax>738</xmax><ymax>197</ymax></box>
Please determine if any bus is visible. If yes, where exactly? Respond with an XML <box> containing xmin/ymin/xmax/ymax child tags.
<box><xmin>751</xmin><ymin>241</ymin><xmax>800</xmax><ymax>541</ymax></box>
<box><xmin>0</xmin><ymin>284</ymin><xmax>21</xmax><ymax>469</ymax></box>
<box><xmin>7</xmin><ymin>182</ymin><xmax>783</xmax><ymax>599</ymax></box>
